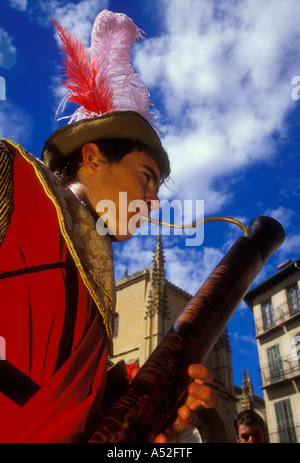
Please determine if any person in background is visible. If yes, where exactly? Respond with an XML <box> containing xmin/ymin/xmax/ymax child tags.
<box><xmin>234</xmin><ymin>409</ymin><xmax>268</xmax><ymax>443</ymax></box>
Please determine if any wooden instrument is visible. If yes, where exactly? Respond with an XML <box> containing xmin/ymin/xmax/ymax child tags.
<box><xmin>89</xmin><ymin>216</ymin><xmax>285</xmax><ymax>443</ymax></box>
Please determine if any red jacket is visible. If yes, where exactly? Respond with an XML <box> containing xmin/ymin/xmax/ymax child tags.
<box><xmin>0</xmin><ymin>140</ymin><xmax>115</xmax><ymax>442</ymax></box>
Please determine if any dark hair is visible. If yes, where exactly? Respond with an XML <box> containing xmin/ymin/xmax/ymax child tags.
<box><xmin>234</xmin><ymin>410</ymin><xmax>267</xmax><ymax>434</ymax></box>
<box><xmin>53</xmin><ymin>138</ymin><xmax>170</xmax><ymax>185</ymax></box>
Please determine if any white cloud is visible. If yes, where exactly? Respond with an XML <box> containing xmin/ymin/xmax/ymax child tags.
<box><xmin>277</xmin><ymin>232</ymin><xmax>300</xmax><ymax>257</ymax></box>
<box><xmin>262</xmin><ymin>206</ymin><xmax>300</xmax><ymax>263</ymax></box>
<box><xmin>134</xmin><ymin>0</ymin><xmax>300</xmax><ymax>211</ymax></box>
<box><xmin>113</xmin><ymin>234</ymin><xmax>224</xmax><ymax>296</ymax></box>
<box><xmin>8</xmin><ymin>0</ymin><xmax>28</xmax><ymax>11</ymax></box>
<box><xmin>164</xmin><ymin>244</ymin><xmax>224</xmax><ymax>295</ymax></box>
<box><xmin>264</xmin><ymin>206</ymin><xmax>296</xmax><ymax>229</ymax></box>
<box><xmin>43</xmin><ymin>0</ymin><xmax>109</xmax><ymax>45</ymax></box>
<box><xmin>7</xmin><ymin>0</ymin><xmax>109</xmax><ymax>44</ymax></box>
<box><xmin>0</xmin><ymin>102</ymin><xmax>32</xmax><ymax>144</ymax></box>
<box><xmin>0</xmin><ymin>28</ymin><xmax>17</xmax><ymax>70</ymax></box>
<box><xmin>231</xmin><ymin>331</ymin><xmax>257</xmax><ymax>347</ymax></box>
<box><xmin>113</xmin><ymin>235</ymin><xmax>157</xmax><ymax>282</ymax></box>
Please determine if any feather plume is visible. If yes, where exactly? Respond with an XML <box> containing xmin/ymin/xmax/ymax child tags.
<box><xmin>52</xmin><ymin>10</ymin><xmax>156</xmax><ymax>127</ymax></box>
<box><xmin>88</xmin><ymin>10</ymin><xmax>154</xmax><ymax>124</ymax></box>
<box><xmin>51</xmin><ymin>17</ymin><xmax>115</xmax><ymax>122</ymax></box>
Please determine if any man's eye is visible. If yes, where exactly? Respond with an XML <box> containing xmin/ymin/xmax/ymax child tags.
<box><xmin>143</xmin><ymin>172</ymin><xmax>151</xmax><ymax>183</ymax></box>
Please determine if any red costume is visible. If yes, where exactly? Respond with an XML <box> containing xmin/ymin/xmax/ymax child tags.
<box><xmin>0</xmin><ymin>139</ymin><xmax>116</xmax><ymax>442</ymax></box>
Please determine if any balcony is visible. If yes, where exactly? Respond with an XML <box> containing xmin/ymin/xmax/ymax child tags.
<box><xmin>255</xmin><ymin>301</ymin><xmax>300</xmax><ymax>337</ymax></box>
<box><xmin>259</xmin><ymin>355</ymin><xmax>300</xmax><ymax>388</ymax></box>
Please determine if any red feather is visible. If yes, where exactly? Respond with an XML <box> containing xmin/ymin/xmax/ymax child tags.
<box><xmin>51</xmin><ymin>18</ymin><xmax>115</xmax><ymax>116</ymax></box>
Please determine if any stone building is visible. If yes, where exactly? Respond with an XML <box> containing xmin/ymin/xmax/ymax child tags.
<box><xmin>245</xmin><ymin>258</ymin><xmax>300</xmax><ymax>443</ymax></box>
<box><xmin>110</xmin><ymin>236</ymin><xmax>264</xmax><ymax>442</ymax></box>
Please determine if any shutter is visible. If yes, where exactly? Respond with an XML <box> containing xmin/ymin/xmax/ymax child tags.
<box><xmin>274</xmin><ymin>399</ymin><xmax>297</xmax><ymax>443</ymax></box>
<box><xmin>267</xmin><ymin>344</ymin><xmax>284</xmax><ymax>383</ymax></box>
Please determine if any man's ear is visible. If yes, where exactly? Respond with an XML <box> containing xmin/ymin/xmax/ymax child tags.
<box><xmin>81</xmin><ymin>143</ymin><xmax>103</xmax><ymax>174</ymax></box>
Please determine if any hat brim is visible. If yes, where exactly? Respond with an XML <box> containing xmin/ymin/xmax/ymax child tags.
<box><xmin>41</xmin><ymin>111</ymin><xmax>162</xmax><ymax>170</ymax></box>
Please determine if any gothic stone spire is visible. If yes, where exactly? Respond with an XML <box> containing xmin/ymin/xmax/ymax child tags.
<box><xmin>241</xmin><ymin>369</ymin><xmax>255</xmax><ymax>410</ymax></box>
<box><xmin>145</xmin><ymin>235</ymin><xmax>170</xmax><ymax>320</ymax></box>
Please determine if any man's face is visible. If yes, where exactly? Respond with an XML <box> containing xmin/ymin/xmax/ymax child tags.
<box><xmin>91</xmin><ymin>149</ymin><xmax>161</xmax><ymax>241</ymax></box>
<box><xmin>236</xmin><ymin>424</ymin><xmax>266</xmax><ymax>443</ymax></box>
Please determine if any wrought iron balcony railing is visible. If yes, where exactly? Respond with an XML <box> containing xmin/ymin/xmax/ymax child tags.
<box><xmin>255</xmin><ymin>300</ymin><xmax>300</xmax><ymax>337</ymax></box>
<box><xmin>259</xmin><ymin>355</ymin><xmax>300</xmax><ymax>387</ymax></box>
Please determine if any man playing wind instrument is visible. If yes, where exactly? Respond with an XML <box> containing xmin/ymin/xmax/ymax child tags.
<box><xmin>0</xmin><ymin>10</ymin><xmax>217</xmax><ymax>443</ymax></box>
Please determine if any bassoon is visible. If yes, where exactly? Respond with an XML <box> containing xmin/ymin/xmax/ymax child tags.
<box><xmin>89</xmin><ymin>215</ymin><xmax>285</xmax><ymax>443</ymax></box>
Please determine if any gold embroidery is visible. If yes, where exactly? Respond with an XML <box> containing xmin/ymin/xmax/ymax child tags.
<box><xmin>0</xmin><ymin>141</ymin><xmax>14</xmax><ymax>247</ymax></box>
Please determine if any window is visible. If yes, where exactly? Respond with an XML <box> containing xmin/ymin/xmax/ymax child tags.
<box><xmin>267</xmin><ymin>344</ymin><xmax>284</xmax><ymax>383</ymax></box>
<box><xmin>275</xmin><ymin>399</ymin><xmax>297</xmax><ymax>443</ymax></box>
<box><xmin>262</xmin><ymin>299</ymin><xmax>275</xmax><ymax>330</ymax></box>
<box><xmin>288</xmin><ymin>284</ymin><xmax>300</xmax><ymax>315</ymax></box>
<box><xmin>113</xmin><ymin>312</ymin><xmax>119</xmax><ymax>338</ymax></box>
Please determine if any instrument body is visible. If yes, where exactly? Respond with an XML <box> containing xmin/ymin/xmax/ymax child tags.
<box><xmin>90</xmin><ymin>216</ymin><xmax>285</xmax><ymax>443</ymax></box>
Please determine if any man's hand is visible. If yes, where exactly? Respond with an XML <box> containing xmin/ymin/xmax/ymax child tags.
<box><xmin>154</xmin><ymin>364</ymin><xmax>218</xmax><ymax>443</ymax></box>
<box><xmin>129</xmin><ymin>363</ymin><xmax>217</xmax><ymax>444</ymax></box>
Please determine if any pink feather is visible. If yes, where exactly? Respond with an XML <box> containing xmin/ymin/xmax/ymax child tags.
<box><xmin>89</xmin><ymin>10</ymin><xmax>154</xmax><ymax>124</ymax></box>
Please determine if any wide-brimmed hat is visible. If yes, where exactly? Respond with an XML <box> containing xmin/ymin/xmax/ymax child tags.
<box><xmin>41</xmin><ymin>110</ymin><xmax>162</xmax><ymax>170</ymax></box>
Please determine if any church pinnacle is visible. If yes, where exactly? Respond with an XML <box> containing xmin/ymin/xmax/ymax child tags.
<box><xmin>241</xmin><ymin>369</ymin><xmax>255</xmax><ymax>410</ymax></box>
<box><xmin>145</xmin><ymin>235</ymin><xmax>170</xmax><ymax>322</ymax></box>
<box><xmin>152</xmin><ymin>234</ymin><xmax>165</xmax><ymax>282</ymax></box>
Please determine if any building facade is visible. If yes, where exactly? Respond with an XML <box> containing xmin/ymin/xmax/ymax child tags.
<box><xmin>245</xmin><ymin>259</ymin><xmax>300</xmax><ymax>443</ymax></box>
<box><xmin>110</xmin><ymin>236</ymin><xmax>264</xmax><ymax>442</ymax></box>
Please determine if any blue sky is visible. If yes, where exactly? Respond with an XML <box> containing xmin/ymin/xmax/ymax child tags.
<box><xmin>1</xmin><ymin>0</ymin><xmax>300</xmax><ymax>397</ymax></box>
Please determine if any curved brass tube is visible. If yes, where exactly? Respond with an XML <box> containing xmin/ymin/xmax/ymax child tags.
<box><xmin>142</xmin><ymin>215</ymin><xmax>249</xmax><ymax>237</ymax></box>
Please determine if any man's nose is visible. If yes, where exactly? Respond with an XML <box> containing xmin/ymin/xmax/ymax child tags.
<box><xmin>149</xmin><ymin>198</ymin><xmax>160</xmax><ymax>212</ymax></box>
<box><xmin>145</xmin><ymin>190</ymin><xmax>160</xmax><ymax>212</ymax></box>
